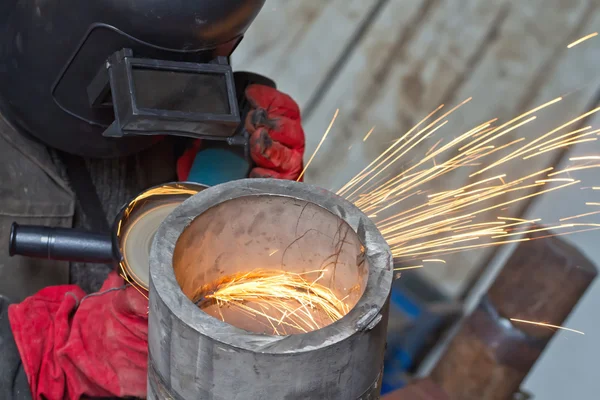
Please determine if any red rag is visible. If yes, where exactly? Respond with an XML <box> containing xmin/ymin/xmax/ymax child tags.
<box><xmin>8</xmin><ymin>272</ymin><xmax>148</xmax><ymax>400</ymax></box>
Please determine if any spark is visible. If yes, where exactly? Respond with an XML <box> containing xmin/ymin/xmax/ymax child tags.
<box><xmin>423</xmin><ymin>259</ymin><xmax>446</xmax><ymax>264</ymax></box>
<box><xmin>336</xmin><ymin>102</ymin><xmax>455</xmax><ymax>197</ymax></box>
<box><xmin>510</xmin><ymin>318</ymin><xmax>584</xmax><ymax>335</ymax></box>
<box><xmin>363</xmin><ymin>126</ymin><xmax>375</xmax><ymax>142</ymax></box>
<box><xmin>269</xmin><ymin>249</ymin><xmax>279</xmax><ymax>256</ymax></box>
<box><xmin>491</xmin><ymin>224</ymin><xmax>575</xmax><ymax>239</ymax></box>
<box><xmin>560</xmin><ymin>210</ymin><xmax>600</xmax><ymax>221</ymax></box>
<box><xmin>535</xmin><ymin>178</ymin><xmax>575</xmax><ymax>183</ymax></box>
<box><xmin>497</xmin><ymin>216</ymin><xmax>537</xmax><ymax>223</ymax></box>
<box><xmin>459</xmin><ymin>97</ymin><xmax>562</xmax><ymax>152</ymax></box>
<box><xmin>586</xmin><ymin>202</ymin><xmax>600</xmax><ymax>206</ymax></box>
<box><xmin>426</xmin><ymin>138</ymin><xmax>444</xmax><ymax>156</ymax></box>
<box><xmin>570</xmin><ymin>156</ymin><xmax>600</xmax><ymax>161</ymax></box>
<box><xmin>567</xmin><ymin>32</ymin><xmax>598</xmax><ymax>48</ymax></box>
<box><xmin>549</xmin><ymin>164</ymin><xmax>600</xmax><ymax>176</ymax></box>
<box><xmin>193</xmin><ymin>269</ymin><xmax>349</xmax><ymax>335</ymax></box>
<box><xmin>393</xmin><ymin>265</ymin><xmax>424</xmax><ymax>271</ymax></box>
<box><xmin>332</xmin><ymin>96</ymin><xmax>600</xmax><ymax>261</ymax></box>
<box><xmin>470</xmin><ymin>106</ymin><xmax>600</xmax><ymax>177</ymax></box>
<box><xmin>297</xmin><ymin>109</ymin><xmax>339</xmax><ymax>181</ymax></box>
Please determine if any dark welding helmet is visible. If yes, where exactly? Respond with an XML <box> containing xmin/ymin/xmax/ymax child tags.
<box><xmin>0</xmin><ymin>0</ymin><xmax>267</xmax><ymax>158</ymax></box>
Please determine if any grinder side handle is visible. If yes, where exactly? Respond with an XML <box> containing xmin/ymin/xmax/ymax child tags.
<box><xmin>9</xmin><ymin>222</ymin><xmax>118</xmax><ymax>264</ymax></box>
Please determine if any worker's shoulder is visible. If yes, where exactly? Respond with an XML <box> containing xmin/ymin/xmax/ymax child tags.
<box><xmin>0</xmin><ymin>112</ymin><xmax>74</xmax><ymax>218</ymax></box>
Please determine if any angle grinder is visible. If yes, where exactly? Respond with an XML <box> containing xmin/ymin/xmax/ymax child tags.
<box><xmin>9</xmin><ymin>182</ymin><xmax>206</xmax><ymax>291</ymax></box>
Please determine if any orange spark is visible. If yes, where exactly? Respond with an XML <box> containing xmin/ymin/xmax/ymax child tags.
<box><xmin>560</xmin><ymin>210</ymin><xmax>600</xmax><ymax>221</ymax></box>
<box><xmin>297</xmin><ymin>109</ymin><xmax>339</xmax><ymax>181</ymax></box>
<box><xmin>567</xmin><ymin>32</ymin><xmax>598</xmax><ymax>48</ymax></box>
<box><xmin>394</xmin><ymin>265</ymin><xmax>424</xmax><ymax>271</ymax></box>
<box><xmin>569</xmin><ymin>156</ymin><xmax>600</xmax><ymax>161</ymax></box>
<box><xmin>363</xmin><ymin>126</ymin><xmax>375</xmax><ymax>142</ymax></box>
<box><xmin>332</xmin><ymin>96</ymin><xmax>600</xmax><ymax>261</ymax></box>
<box><xmin>194</xmin><ymin>269</ymin><xmax>349</xmax><ymax>335</ymax></box>
<box><xmin>510</xmin><ymin>318</ymin><xmax>584</xmax><ymax>335</ymax></box>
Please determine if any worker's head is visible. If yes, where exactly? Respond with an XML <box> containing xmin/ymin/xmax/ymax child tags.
<box><xmin>0</xmin><ymin>0</ymin><xmax>266</xmax><ymax>158</ymax></box>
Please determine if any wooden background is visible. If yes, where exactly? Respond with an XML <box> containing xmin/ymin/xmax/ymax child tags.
<box><xmin>232</xmin><ymin>0</ymin><xmax>600</xmax><ymax>297</ymax></box>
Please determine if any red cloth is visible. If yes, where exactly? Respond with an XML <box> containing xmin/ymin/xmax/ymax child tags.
<box><xmin>8</xmin><ymin>272</ymin><xmax>148</xmax><ymax>400</ymax></box>
<box><xmin>177</xmin><ymin>84</ymin><xmax>305</xmax><ymax>181</ymax></box>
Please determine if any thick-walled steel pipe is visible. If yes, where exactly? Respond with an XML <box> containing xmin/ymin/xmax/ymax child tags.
<box><xmin>148</xmin><ymin>179</ymin><xmax>393</xmax><ymax>399</ymax></box>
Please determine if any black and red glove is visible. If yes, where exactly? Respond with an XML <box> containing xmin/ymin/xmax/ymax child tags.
<box><xmin>177</xmin><ymin>84</ymin><xmax>305</xmax><ymax>181</ymax></box>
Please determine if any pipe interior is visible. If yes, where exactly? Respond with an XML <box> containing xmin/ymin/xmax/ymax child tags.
<box><xmin>172</xmin><ymin>195</ymin><xmax>369</xmax><ymax>335</ymax></box>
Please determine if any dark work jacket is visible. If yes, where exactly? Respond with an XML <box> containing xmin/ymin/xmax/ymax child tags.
<box><xmin>0</xmin><ymin>113</ymin><xmax>179</xmax><ymax>399</ymax></box>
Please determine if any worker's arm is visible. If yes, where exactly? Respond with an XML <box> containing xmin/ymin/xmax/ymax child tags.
<box><xmin>1</xmin><ymin>85</ymin><xmax>306</xmax><ymax>400</ymax></box>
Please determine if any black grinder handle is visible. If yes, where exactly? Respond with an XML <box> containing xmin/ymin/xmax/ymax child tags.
<box><xmin>9</xmin><ymin>222</ymin><xmax>117</xmax><ymax>264</ymax></box>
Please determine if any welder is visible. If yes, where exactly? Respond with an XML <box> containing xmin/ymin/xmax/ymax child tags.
<box><xmin>0</xmin><ymin>1</ymin><xmax>306</xmax><ymax>399</ymax></box>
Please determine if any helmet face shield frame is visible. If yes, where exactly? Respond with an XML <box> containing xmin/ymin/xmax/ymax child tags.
<box><xmin>87</xmin><ymin>48</ymin><xmax>242</xmax><ymax>141</ymax></box>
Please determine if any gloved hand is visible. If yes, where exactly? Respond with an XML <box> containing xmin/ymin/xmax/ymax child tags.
<box><xmin>177</xmin><ymin>84</ymin><xmax>305</xmax><ymax>182</ymax></box>
<box><xmin>8</xmin><ymin>272</ymin><xmax>148</xmax><ymax>400</ymax></box>
<box><xmin>245</xmin><ymin>84</ymin><xmax>305</xmax><ymax>180</ymax></box>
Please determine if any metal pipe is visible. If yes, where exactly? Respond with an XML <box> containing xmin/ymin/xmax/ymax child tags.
<box><xmin>9</xmin><ymin>223</ymin><xmax>116</xmax><ymax>263</ymax></box>
<box><xmin>148</xmin><ymin>179</ymin><xmax>393</xmax><ymax>399</ymax></box>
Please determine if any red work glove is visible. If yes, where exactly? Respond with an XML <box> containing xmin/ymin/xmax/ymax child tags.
<box><xmin>8</xmin><ymin>272</ymin><xmax>148</xmax><ymax>400</ymax></box>
<box><xmin>245</xmin><ymin>84</ymin><xmax>305</xmax><ymax>180</ymax></box>
<box><xmin>177</xmin><ymin>84</ymin><xmax>305</xmax><ymax>181</ymax></box>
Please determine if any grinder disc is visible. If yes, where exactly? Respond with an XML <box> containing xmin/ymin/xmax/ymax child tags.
<box><xmin>122</xmin><ymin>202</ymin><xmax>180</xmax><ymax>289</ymax></box>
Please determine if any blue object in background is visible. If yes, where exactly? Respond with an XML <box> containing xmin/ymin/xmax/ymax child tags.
<box><xmin>381</xmin><ymin>276</ymin><xmax>461</xmax><ymax>395</ymax></box>
<box><xmin>381</xmin><ymin>287</ymin><xmax>421</xmax><ymax>394</ymax></box>
<box><xmin>186</xmin><ymin>147</ymin><xmax>250</xmax><ymax>186</ymax></box>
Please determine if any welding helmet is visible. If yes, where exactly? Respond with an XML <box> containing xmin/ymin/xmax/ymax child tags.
<box><xmin>0</xmin><ymin>0</ymin><xmax>266</xmax><ymax>158</ymax></box>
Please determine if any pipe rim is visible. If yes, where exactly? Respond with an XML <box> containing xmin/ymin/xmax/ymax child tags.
<box><xmin>149</xmin><ymin>178</ymin><xmax>393</xmax><ymax>354</ymax></box>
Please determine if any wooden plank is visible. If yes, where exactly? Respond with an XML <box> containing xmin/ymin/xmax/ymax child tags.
<box><xmin>303</xmin><ymin>0</ymin><xmax>512</xmax><ymax>190</ymax></box>
<box><xmin>303</xmin><ymin>0</ymin><xmax>597</xmax><ymax>297</ymax></box>
<box><xmin>300</xmin><ymin>0</ymin><xmax>431</xmax><ymax>157</ymax></box>
<box><xmin>231</xmin><ymin>0</ymin><xmax>382</xmax><ymax>109</ymax></box>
